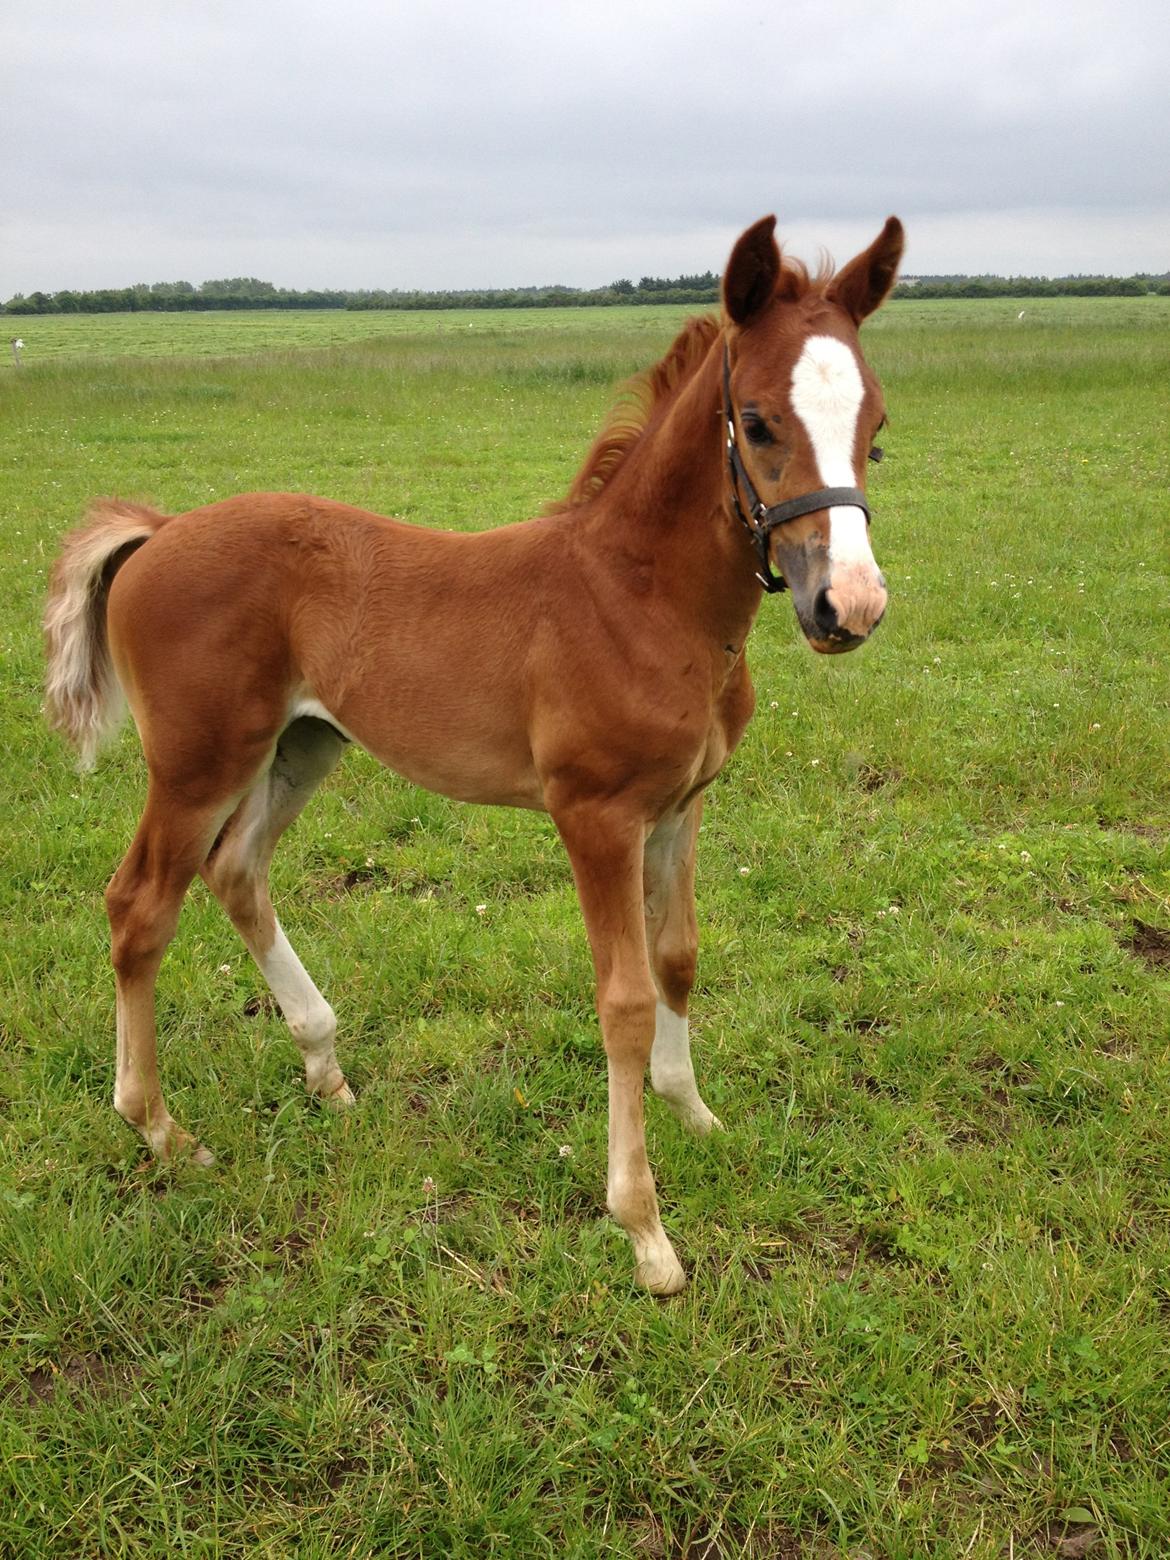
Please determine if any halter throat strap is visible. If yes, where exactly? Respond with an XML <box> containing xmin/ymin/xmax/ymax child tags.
<box><xmin>722</xmin><ymin>342</ymin><xmax>870</xmax><ymax>594</ymax></box>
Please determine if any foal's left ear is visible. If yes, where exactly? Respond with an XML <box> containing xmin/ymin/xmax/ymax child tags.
<box><xmin>723</xmin><ymin>215</ymin><xmax>781</xmax><ymax>325</ymax></box>
<box><xmin>827</xmin><ymin>216</ymin><xmax>905</xmax><ymax>323</ymax></box>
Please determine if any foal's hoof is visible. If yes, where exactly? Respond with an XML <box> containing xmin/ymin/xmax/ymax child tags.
<box><xmin>633</xmin><ymin>1233</ymin><xmax>687</xmax><ymax>1296</ymax></box>
<box><xmin>687</xmin><ymin>1105</ymin><xmax>724</xmax><ymax>1136</ymax></box>
<box><xmin>661</xmin><ymin>1091</ymin><xmax>724</xmax><ymax>1136</ymax></box>
<box><xmin>150</xmin><ymin>1123</ymin><xmax>215</xmax><ymax>1167</ymax></box>
<box><xmin>319</xmin><ymin>1079</ymin><xmax>356</xmax><ymax>1110</ymax></box>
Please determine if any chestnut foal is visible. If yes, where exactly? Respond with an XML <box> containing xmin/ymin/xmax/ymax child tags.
<box><xmin>45</xmin><ymin>215</ymin><xmax>903</xmax><ymax>1293</ymax></box>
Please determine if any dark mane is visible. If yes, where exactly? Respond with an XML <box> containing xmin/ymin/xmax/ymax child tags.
<box><xmin>549</xmin><ymin>314</ymin><xmax>721</xmax><ymax>513</ymax></box>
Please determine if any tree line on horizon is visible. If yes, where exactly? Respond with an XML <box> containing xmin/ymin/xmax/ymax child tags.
<box><xmin>4</xmin><ymin>268</ymin><xmax>1168</xmax><ymax>315</ymax></box>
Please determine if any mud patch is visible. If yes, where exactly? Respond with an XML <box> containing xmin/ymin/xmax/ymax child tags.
<box><xmin>1100</xmin><ymin>817</ymin><xmax>1163</xmax><ymax>842</ymax></box>
<box><xmin>26</xmin><ymin>1351</ymin><xmax>126</xmax><ymax>1404</ymax></box>
<box><xmin>1123</xmin><ymin>919</ymin><xmax>1170</xmax><ymax>969</ymax></box>
<box><xmin>630</xmin><ymin>1515</ymin><xmax>822</xmax><ymax>1558</ymax></box>
<box><xmin>844</xmin><ymin>1014</ymin><xmax>888</xmax><ymax>1034</ymax></box>
<box><xmin>856</xmin><ymin>763</ymin><xmax>903</xmax><ymax>793</ymax></box>
<box><xmin>325</xmin><ymin>862</ymin><xmax>390</xmax><ymax>897</ymax></box>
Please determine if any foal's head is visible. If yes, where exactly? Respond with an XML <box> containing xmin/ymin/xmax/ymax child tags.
<box><xmin>722</xmin><ymin>215</ymin><xmax>904</xmax><ymax>653</ymax></box>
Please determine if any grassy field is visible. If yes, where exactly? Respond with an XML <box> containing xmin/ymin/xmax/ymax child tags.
<box><xmin>1</xmin><ymin>295</ymin><xmax>1168</xmax><ymax>1557</ymax></box>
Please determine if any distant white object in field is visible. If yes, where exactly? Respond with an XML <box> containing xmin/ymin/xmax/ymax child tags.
<box><xmin>10</xmin><ymin>338</ymin><xmax>22</xmax><ymax>367</ymax></box>
<box><xmin>1017</xmin><ymin>310</ymin><xmax>1026</xmax><ymax>319</ymax></box>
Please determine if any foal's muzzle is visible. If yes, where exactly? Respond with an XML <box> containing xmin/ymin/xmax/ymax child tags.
<box><xmin>802</xmin><ymin>567</ymin><xmax>888</xmax><ymax>654</ymax></box>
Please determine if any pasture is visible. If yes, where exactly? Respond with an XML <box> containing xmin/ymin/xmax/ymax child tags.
<box><xmin>1</xmin><ymin>295</ymin><xmax>1168</xmax><ymax>1556</ymax></box>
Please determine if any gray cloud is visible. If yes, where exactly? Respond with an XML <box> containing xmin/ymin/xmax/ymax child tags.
<box><xmin>3</xmin><ymin>0</ymin><xmax>1168</xmax><ymax>293</ymax></box>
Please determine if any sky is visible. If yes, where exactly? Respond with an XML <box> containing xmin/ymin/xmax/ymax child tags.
<box><xmin>3</xmin><ymin>0</ymin><xmax>1169</xmax><ymax>297</ymax></box>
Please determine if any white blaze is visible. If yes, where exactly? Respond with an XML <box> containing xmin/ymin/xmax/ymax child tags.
<box><xmin>789</xmin><ymin>334</ymin><xmax>875</xmax><ymax>568</ymax></box>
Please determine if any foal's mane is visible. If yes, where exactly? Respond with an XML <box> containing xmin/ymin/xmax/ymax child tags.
<box><xmin>550</xmin><ymin>253</ymin><xmax>828</xmax><ymax>514</ymax></box>
<box><xmin>549</xmin><ymin>314</ymin><xmax>721</xmax><ymax>513</ymax></box>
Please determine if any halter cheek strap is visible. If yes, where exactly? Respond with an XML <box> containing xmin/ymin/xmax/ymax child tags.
<box><xmin>722</xmin><ymin>344</ymin><xmax>874</xmax><ymax>594</ymax></box>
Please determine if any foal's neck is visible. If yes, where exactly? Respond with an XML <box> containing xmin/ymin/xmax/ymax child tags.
<box><xmin>597</xmin><ymin>331</ymin><xmax>762</xmax><ymax>646</ymax></box>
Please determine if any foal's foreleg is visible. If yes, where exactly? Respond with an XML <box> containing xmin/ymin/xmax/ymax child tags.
<box><xmin>556</xmin><ymin>803</ymin><xmax>686</xmax><ymax>1295</ymax></box>
<box><xmin>644</xmin><ymin>800</ymin><xmax>721</xmax><ymax>1134</ymax></box>
<box><xmin>201</xmin><ymin>718</ymin><xmax>352</xmax><ymax>1106</ymax></box>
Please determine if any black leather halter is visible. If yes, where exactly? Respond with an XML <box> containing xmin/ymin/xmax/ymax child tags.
<box><xmin>722</xmin><ymin>343</ymin><xmax>881</xmax><ymax>593</ymax></box>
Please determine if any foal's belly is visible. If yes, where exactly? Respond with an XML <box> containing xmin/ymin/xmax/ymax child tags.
<box><xmin>290</xmin><ymin>696</ymin><xmax>546</xmax><ymax>811</ymax></box>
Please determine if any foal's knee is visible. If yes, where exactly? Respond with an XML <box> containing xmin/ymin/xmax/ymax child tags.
<box><xmin>597</xmin><ymin>976</ymin><xmax>658</xmax><ymax>1059</ymax></box>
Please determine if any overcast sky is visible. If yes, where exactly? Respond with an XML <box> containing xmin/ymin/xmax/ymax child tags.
<box><xmin>4</xmin><ymin>0</ymin><xmax>1169</xmax><ymax>296</ymax></box>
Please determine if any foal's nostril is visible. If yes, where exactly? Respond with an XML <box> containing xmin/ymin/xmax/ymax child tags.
<box><xmin>812</xmin><ymin>587</ymin><xmax>838</xmax><ymax>638</ymax></box>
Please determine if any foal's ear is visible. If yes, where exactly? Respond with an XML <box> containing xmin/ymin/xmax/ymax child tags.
<box><xmin>723</xmin><ymin>215</ymin><xmax>780</xmax><ymax>325</ymax></box>
<box><xmin>827</xmin><ymin>216</ymin><xmax>905</xmax><ymax>323</ymax></box>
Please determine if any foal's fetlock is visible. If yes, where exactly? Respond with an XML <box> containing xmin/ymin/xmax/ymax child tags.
<box><xmin>288</xmin><ymin>1004</ymin><xmax>352</xmax><ymax>1107</ymax></box>
<box><xmin>609</xmin><ymin>1178</ymin><xmax>686</xmax><ymax>1295</ymax></box>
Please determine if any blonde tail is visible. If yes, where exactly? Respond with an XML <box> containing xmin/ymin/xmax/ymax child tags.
<box><xmin>44</xmin><ymin>500</ymin><xmax>169</xmax><ymax>768</ymax></box>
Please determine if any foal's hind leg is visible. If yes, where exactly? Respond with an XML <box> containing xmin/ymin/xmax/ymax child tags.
<box><xmin>644</xmin><ymin>799</ymin><xmax>722</xmax><ymax>1134</ymax></box>
<box><xmin>108</xmin><ymin>787</ymin><xmax>240</xmax><ymax>1164</ymax></box>
<box><xmin>201</xmin><ymin>717</ymin><xmax>352</xmax><ymax>1106</ymax></box>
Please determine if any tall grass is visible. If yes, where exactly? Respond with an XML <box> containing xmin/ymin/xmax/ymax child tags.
<box><xmin>1</xmin><ymin>297</ymin><xmax>1168</xmax><ymax>1557</ymax></box>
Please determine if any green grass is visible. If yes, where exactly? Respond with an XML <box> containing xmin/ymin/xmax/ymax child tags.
<box><xmin>1</xmin><ymin>297</ymin><xmax>1169</xmax><ymax>1557</ymax></box>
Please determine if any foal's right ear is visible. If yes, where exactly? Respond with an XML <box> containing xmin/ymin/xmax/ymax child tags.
<box><xmin>723</xmin><ymin>215</ymin><xmax>780</xmax><ymax>325</ymax></box>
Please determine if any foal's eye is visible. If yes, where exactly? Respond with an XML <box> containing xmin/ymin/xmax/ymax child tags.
<box><xmin>742</xmin><ymin>415</ymin><xmax>773</xmax><ymax>446</ymax></box>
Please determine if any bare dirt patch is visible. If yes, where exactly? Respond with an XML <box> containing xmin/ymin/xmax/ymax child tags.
<box><xmin>1123</xmin><ymin>919</ymin><xmax>1170</xmax><ymax>969</ymax></box>
<box><xmin>26</xmin><ymin>1351</ymin><xmax>126</xmax><ymax>1404</ymax></box>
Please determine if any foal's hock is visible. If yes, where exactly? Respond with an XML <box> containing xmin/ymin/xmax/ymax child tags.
<box><xmin>45</xmin><ymin>214</ymin><xmax>903</xmax><ymax>1292</ymax></box>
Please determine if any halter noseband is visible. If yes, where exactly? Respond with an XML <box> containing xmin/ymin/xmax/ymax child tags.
<box><xmin>722</xmin><ymin>343</ymin><xmax>880</xmax><ymax>594</ymax></box>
